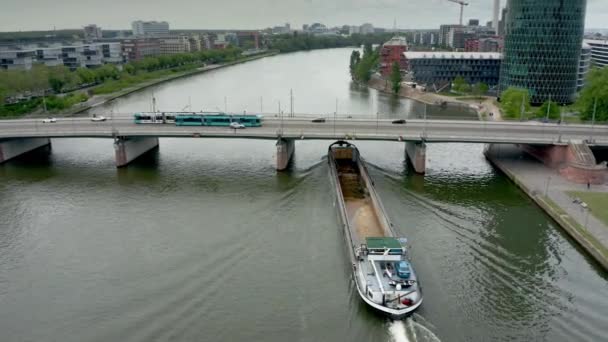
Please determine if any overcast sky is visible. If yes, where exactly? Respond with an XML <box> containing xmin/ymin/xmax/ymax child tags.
<box><xmin>1</xmin><ymin>0</ymin><xmax>606</xmax><ymax>32</ymax></box>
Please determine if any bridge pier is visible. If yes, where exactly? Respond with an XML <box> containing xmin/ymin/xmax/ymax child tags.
<box><xmin>520</xmin><ymin>143</ymin><xmax>607</xmax><ymax>184</ymax></box>
<box><xmin>0</xmin><ymin>138</ymin><xmax>51</xmax><ymax>164</ymax></box>
<box><xmin>405</xmin><ymin>141</ymin><xmax>426</xmax><ymax>174</ymax></box>
<box><xmin>114</xmin><ymin>137</ymin><xmax>159</xmax><ymax>168</ymax></box>
<box><xmin>276</xmin><ymin>138</ymin><xmax>295</xmax><ymax>171</ymax></box>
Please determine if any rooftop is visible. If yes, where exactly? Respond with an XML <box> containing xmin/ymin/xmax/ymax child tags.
<box><xmin>584</xmin><ymin>39</ymin><xmax>608</xmax><ymax>45</ymax></box>
<box><xmin>403</xmin><ymin>51</ymin><xmax>502</xmax><ymax>60</ymax></box>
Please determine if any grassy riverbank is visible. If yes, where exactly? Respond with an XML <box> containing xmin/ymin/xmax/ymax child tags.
<box><xmin>0</xmin><ymin>48</ymin><xmax>250</xmax><ymax>118</ymax></box>
<box><xmin>567</xmin><ymin>191</ymin><xmax>608</xmax><ymax>226</ymax></box>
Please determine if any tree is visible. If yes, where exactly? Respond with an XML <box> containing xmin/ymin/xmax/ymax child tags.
<box><xmin>77</xmin><ymin>68</ymin><xmax>96</xmax><ymax>84</ymax></box>
<box><xmin>576</xmin><ymin>67</ymin><xmax>608</xmax><ymax>122</ymax></box>
<box><xmin>363</xmin><ymin>42</ymin><xmax>373</xmax><ymax>58</ymax></box>
<box><xmin>390</xmin><ymin>62</ymin><xmax>402</xmax><ymax>94</ymax></box>
<box><xmin>353</xmin><ymin>49</ymin><xmax>379</xmax><ymax>83</ymax></box>
<box><xmin>500</xmin><ymin>87</ymin><xmax>530</xmax><ymax>119</ymax></box>
<box><xmin>452</xmin><ymin>76</ymin><xmax>470</xmax><ymax>93</ymax></box>
<box><xmin>536</xmin><ymin>100</ymin><xmax>560</xmax><ymax>120</ymax></box>
<box><xmin>472</xmin><ymin>82</ymin><xmax>489</xmax><ymax>97</ymax></box>
<box><xmin>349</xmin><ymin>50</ymin><xmax>361</xmax><ymax>78</ymax></box>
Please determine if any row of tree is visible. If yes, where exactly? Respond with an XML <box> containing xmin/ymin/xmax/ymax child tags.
<box><xmin>0</xmin><ymin>48</ymin><xmax>243</xmax><ymax>107</ymax></box>
<box><xmin>269</xmin><ymin>32</ymin><xmax>393</xmax><ymax>53</ymax></box>
<box><xmin>500</xmin><ymin>66</ymin><xmax>608</xmax><ymax>121</ymax></box>
<box><xmin>350</xmin><ymin>43</ymin><xmax>379</xmax><ymax>83</ymax></box>
<box><xmin>452</xmin><ymin>76</ymin><xmax>489</xmax><ymax>98</ymax></box>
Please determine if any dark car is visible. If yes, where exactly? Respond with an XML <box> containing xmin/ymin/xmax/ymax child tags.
<box><xmin>311</xmin><ymin>118</ymin><xmax>326</xmax><ymax>123</ymax></box>
<box><xmin>392</xmin><ymin>119</ymin><xmax>406</xmax><ymax>124</ymax></box>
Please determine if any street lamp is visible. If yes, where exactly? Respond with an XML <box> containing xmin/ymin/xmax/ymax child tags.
<box><xmin>590</xmin><ymin>97</ymin><xmax>597</xmax><ymax>143</ymax></box>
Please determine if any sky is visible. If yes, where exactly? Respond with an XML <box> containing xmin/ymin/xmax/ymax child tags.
<box><xmin>1</xmin><ymin>0</ymin><xmax>607</xmax><ymax>32</ymax></box>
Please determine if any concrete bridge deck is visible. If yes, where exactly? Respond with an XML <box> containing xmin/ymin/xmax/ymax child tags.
<box><xmin>1</xmin><ymin>117</ymin><xmax>607</xmax><ymax>145</ymax></box>
<box><xmin>1</xmin><ymin>117</ymin><xmax>607</xmax><ymax>171</ymax></box>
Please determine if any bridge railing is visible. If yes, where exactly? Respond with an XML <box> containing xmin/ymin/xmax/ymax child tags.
<box><xmin>1</xmin><ymin>116</ymin><xmax>607</xmax><ymax>145</ymax></box>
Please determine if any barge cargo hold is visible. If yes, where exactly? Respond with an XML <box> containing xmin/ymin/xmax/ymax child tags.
<box><xmin>328</xmin><ymin>141</ymin><xmax>422</xmax><ymax>318</ymax></box>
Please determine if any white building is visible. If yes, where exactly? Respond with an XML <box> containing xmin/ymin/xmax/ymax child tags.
<box><xmin>360</xmin><ymin>23</ymin><xmax>375</xmax><ymax>34</ymax></box>
<box><xmin>1</xmin><ymin>42</ymin><xmax>122</xmax><ymax>70</ymax></box>
<box><xmin>160</xmin><ymin>36</ymin><xmax>191</xmax><ymax>55</ymax></box>
<box><xmin>583</xmin><ymin>39</ymin><xmax>608</xmax><ymax>68</ymax></box>
<box><xmin>83</xmin><ymin>24</ymin><xmax>103</xmax><ymax>41</ymax></box>
<box><xmin>0</xmin><ymin>50</ymin><xmax>35</xmax><ymax>70</ymax></box>
<box><xmin>578</xmin><ymin>43</ymin><xmax>592</xmax><ymax>91</ymax></box>
<box><xmin>349</xmin><ymin>26</ymin><xmax>360</xmax><ymax>35</ymax></box>
<box><xmin>132</xmin><ymin>21</ymin><xmax>170</xmax><ymax>37</ymax></box>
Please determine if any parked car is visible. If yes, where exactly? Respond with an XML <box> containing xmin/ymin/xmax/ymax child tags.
<box><xmin>42</xmin><ymin>117</ymin><xmax>57</xmax><ymax>123</ymax></box>
<box><xmin>229</xmin><ymin>122</ymin><xmax>245</xmax><ymax>129</ymax></box>
<box><xmin>392</xmin><ymin>119</ymin><xmax>406</xmax><ymax>124</ymax></box>
<box><xmin>311</xmin><ymin>118</ymin><xmax>326</xmax><ymax>123</ymax></box>
<box><xmin>91</xmin><ymin>115</ymin><xmax>106</xmax><ymax>122</ymax></box>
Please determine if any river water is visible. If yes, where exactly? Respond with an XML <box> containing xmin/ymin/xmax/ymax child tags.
<box><xmin>1</xmin><ymin>48</ymin><xmax>607</xmax><ymax>342</ymax></box>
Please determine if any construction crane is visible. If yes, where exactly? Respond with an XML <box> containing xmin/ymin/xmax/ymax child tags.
<box><xmin>447</xmin><ymin>0</ymin><xmax>469</xmax><ymax>26</ymax></box>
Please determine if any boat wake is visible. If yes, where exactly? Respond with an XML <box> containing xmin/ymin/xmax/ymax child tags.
<box><xmin>388</xmin><ymin>315</ymin><xmax>442</xmax><ymax>342</ymax></box>
<box><xmin>388</xmin><ymin>320</ymin><xmax>410</xmax><ymax>342</ymax></box>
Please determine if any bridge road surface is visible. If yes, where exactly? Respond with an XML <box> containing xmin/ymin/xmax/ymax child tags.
<box><xmin>1</xmin><ymin>117</ymin><xmax>607</xmax><ymax>146</ymax></box>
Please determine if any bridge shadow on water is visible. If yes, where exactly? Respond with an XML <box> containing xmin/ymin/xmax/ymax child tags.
<box><xmin>116</xmin><ymin>147</ymin><xmax>161</xmax><ymax>185</ymax></box>
<box><xmin>0</xmin><ymin>145</ymin><xmax>57</xmax><ymax>180</ymax></box>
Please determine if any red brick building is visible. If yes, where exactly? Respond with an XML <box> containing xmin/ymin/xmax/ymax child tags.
<box><xmin>380</xmin><ymin>37</ymin><xmax>409</xmax><ymax>77</ymax></box>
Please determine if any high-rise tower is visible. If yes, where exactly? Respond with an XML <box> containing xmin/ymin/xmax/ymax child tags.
<box><xmin>499</xmin><ymin>0</ymin><xmax>587</xmax><ymax>105</ymax></box>
<box><xmin>493</xmin><ymin>0</ymin><xmax>500</xmax><ymax>33</ymax></box>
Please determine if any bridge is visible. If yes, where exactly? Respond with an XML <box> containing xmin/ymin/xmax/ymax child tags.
<box><xmin>1</xmin><ymin>116</ymin><xmax>607</xmax><ymax>178</ymax></box>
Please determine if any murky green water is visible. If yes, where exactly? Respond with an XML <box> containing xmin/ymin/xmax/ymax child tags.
<box><xmin>1</xmin><ymin>49</ymin><xmax>607</xmax><ymax>342</ymax></box>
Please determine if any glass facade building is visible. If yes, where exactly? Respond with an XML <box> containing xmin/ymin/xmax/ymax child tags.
<box><xmin>499</xmin><ymin>0</ymin><xmax>587</xmax><ymax>104</ymax></box>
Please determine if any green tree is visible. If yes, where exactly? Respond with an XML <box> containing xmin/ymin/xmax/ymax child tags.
<box><xmin>472</xmin><ymin>82</ymin><xmax>489</xmax><ymax>97</ymax></box>
<box><xmin>390</xmin><ymin>62</ymin><xmax>402</xmax><ymax>94</ymax></box>
<box><xmin>47</xmin><ymin>66</ymin><xmax>72</xmax><ymax>93</ymax></box>
<box><xmin>576</xmin><ymin>67</ymin><xmax>608</xmax><ymax>121</ymax></box>
<box><xmin>349</xmin><ymin>50</ymin><xmax>361</xmax><ymax>78</ymax></box>
<box><xmin>452</xmin><ymin>76</ymin><xmax>470</xmax><ymax>93</ymax></box>
<box><xmin>500</xmin><ymin>87</ymin><xmax>530</xmax><ymax>119</ymax></box>
<box><xmin>363</xmin><ymin>42</ymin><xmax>373</xmax><ymax>57</ymax></box>
<box><xmin>353</xmin><ymin>49</ymin><xmax>379</xmax><ymax>83</ymax></box>
<box><xmin>536</xmin><ymin>100</ymin><xmax>560</xmax><ymax>120</ymax></box>
<box><xmin>77</xmin><ymin>68</ymin><xmax>96</xmax><ymax>84</ymax></box>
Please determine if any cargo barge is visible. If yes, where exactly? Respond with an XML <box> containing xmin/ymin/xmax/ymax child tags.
<box><xmin>328</xmin><ymin>141</ymin><xmax>422</xmax><ymax>318</ymax></box>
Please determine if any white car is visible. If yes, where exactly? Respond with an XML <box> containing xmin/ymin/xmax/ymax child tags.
<box><xmin>91</xmin><ymin>115</ymin><xmax>107</xmax><ymax>122</ymax></box>
<box><xmin>42</xmin><ymin>118</ymin><xmax>57</xmax><ymax>123</ymax></box>
<box><xmin>229</xmin><ymin>122</ymin><xmax>245</xmax><ymax>129</ymax></box>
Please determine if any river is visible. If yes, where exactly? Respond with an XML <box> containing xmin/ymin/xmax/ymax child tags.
<box><xmin>1</xmin><ymin>48</ymin><xmax>607</xmax><ymax>342</ymax></box>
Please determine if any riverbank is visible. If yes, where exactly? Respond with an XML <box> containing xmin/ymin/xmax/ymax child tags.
<box><xmin>20</xmin><ymin>51</ymin><xmax>279</xmax><ymax>118</ymax></box>
<box><xmin>367</xmin><ymin>75</ymin><xmax>502</xmax><ymax>120</ymax></box>
<box><xmin>485</xmin><ymin>144</ymin><xmax>608</xmax><ymax>270</ymax></box>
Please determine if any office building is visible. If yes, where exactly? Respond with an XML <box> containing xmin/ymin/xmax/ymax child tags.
<box><xmin>499</xmin><ymin>0</ymin><xmax>587</xmax><ymax>104</ymax></box>
<box><xmin>132</xmin><ymin>21</ymin><xmax>170</xmax><ymax>37</ymax></box>
<box><xmin>493</xmin><ymin>0</ymin><xmax>500</xmax><ymax>33</ymax></box>
<box><xmin>578</xmin><ymin>43</ymin><xmax>592</xmax><ymax>91</ymax></box>
<box><xmin>1</xmin><ymin>43</ymin><xmax>122</xmax><ymax>70</ymax></box>
<box><xmin>379</xmin><ymin>37</ymin><xmax>409</xmax><ymax>77</ymax></box>
<box><xmin>121</xmin><ymin>38</ymin><xmax>161</xmax><ymax>61</ymax></box>
<box><xmin>83</xmin><ymin>24</ymin><xmax>103</xmax><ymax>41</ymax></box>
<box><xmin>583</xmin><ymin>39</ymin><xmax>608</xmax><ymax>68</ymax></box>
<box><xmin>160</xmin><ymin>36</ymin><xmax>190</xmax><ymax>55</ymax></box>
<box><xmin>360</xmin><ymin>23</ymin><xmax>375</xmax><ymax>35</ymax></box>
<box><xmin>465</xmin><ymin>37</ymin><xmax>503</xmax><ymax>52</ymax></box>
<box><xmin>439</xmin><ymin>25</ymin><xmax>462</xmax><ymax>47</ymax></box>
<box><xmin>403</xmin><ymin>51</ymin><xmax>502</xmax><ymax>89</ymax></box>
<box><xmin>498</xmin><ymin>7</ymin><xmax>508</xmax><ymax>37</ymax></box>
<box><xmin>0</xmin><ymin>50</ymin><xmax>35</xmax><ymax>70</ymax></box>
